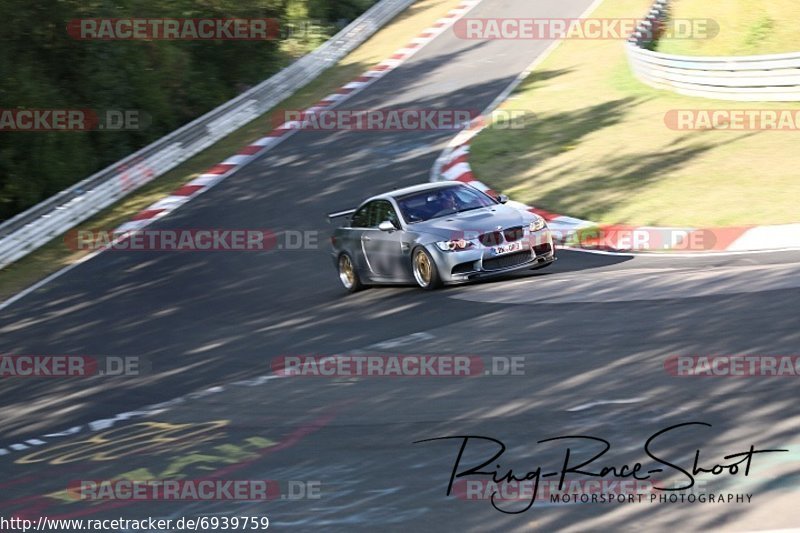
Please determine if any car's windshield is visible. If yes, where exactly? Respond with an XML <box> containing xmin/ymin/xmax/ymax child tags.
<box><xmin>396</xmin><ymin>186</ymin><xmax>497</xmax><ymax>223</ymax></box>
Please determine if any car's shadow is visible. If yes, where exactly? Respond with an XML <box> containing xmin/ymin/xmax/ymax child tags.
<box><xmin>359</xmin><ymin>248</ymin><xmax>634</xmax><ymax>294</ymax></box>
<box><xmin>436</xmin><ymin>247</ymin><xmax>634</xmax><ymax>290</ymax></box>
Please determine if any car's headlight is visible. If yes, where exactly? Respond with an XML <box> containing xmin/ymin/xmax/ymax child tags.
<box><xmin>529</xmin><ymin>215</ymin><xmax>547</xmax><ymax>232</ymax></box>
<box><xmin>435</xmin><ymin>239</ymin><xmax>474</xmax><ymax>251</ymax></box>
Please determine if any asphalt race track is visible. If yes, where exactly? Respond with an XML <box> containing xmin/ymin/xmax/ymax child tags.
<box><xmin>2</xmin><ymin>0</ymin><xmax>800</xmax><ymax>531</ymax></box>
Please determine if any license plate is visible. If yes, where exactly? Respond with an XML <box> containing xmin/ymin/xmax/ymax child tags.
<box><xmin>492</xmin><ymin>241</ymin><xmax>524</xmax><ymax>255</ymax></box>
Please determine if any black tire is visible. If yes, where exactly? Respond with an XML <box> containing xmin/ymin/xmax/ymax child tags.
<box><xmin>338</xmin><ymin>253</ymin><xmax>364</xmax><ymax>293</ymax></box>
<box><xmin>411</xmin><ymin>247</ymin><xmax>442</xmax><ymax>290</ymax></box>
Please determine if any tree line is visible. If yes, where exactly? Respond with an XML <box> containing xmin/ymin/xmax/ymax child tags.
<box><xmin>0</xmin><ymin>0</ymin><xmax>376</xmax><ymax>220</ymax></box>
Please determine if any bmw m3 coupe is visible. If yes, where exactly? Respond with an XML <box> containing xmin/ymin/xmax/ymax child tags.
<box><xmin>329</xmin><ymin>182</ymin><xmax>555</xmax><ymax>291</ymax></box>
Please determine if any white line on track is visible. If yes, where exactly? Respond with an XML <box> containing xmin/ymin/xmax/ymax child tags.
<box><xmin>567</xmin><ymin>398</ymin><xmax>648</xmax><ymax>412</ymax></box>
<box><xmin>560</xmin><ymin>245</ymin><xmax>800</xmax><ymax>258</ymax></box>
<box><xmin>0</xmin><ymin>328</ymin><xmax>444</xmax><ymax>457</ymax></box>
<box><xmin>0</xmin><ymin>1</ymin><xmax>487</xmax><ymax>313</ymax></box>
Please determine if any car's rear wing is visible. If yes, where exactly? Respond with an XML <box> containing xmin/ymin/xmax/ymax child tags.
<box><xmin>327</xmin><ymin>209</ymin><xmax>356</xmax><ymax>220</ymax></box>
<box><xmin>326</xmin><ymin>209</ymin><xmax>356</xmax><ymax>226</ymax></box>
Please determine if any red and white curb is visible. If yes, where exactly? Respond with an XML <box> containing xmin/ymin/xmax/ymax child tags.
<box><xmin>433</xmin><ymin>122</ymin><xmax>602</xmax><ymax>242</ymax></box>
<box><xmin>116</xmin><ymin>0</ymin><xmax>484</xmax><ymax>234</ymax></box>
<box><xmin>432</xmin><ymin>112</ymin><xmax>800</xmax><ymax>255</ymax></box>
<box><xmin>427</xmin><ymin>0</ymin><xmax>800</xmax><ymax>254</ymax></box>
<box><xmin>0</xmin><ymin>1</ymin><xmax>487</xmax><ymax>312</ymax></box>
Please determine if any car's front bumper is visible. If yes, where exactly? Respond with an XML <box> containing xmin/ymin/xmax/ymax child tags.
<box><xmin>431</xmin><ymin>228</ymin><xmax>556</xmax><ymax>284</ymax></box>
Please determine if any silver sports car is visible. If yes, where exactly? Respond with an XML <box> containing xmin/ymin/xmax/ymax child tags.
<box><xmin>328</xmin><ymin>182</ymin><xmax>556</xmax><ymax>291</ymax></box>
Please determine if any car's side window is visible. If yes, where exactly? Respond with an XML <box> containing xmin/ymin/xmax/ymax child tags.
<box><xmin>353</xmin><ymin>200</ymin><xmax>399</xmax><ymax>228</ymax></box>
<box><xmin>351</xmin><ymin>203</ymin><xmax>372</xmax><ymax>228</ymax></box>
<box><xmin>371</xmin><ymin>200</ymin><xmax>399</xmax><ymax>228</ymax></box>
<box><xmin>366</xmin><ymin>202</ymin><xmax>382</xmax><ymax>228</ymax></box>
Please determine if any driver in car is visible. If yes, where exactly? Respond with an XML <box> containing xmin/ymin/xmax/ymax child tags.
<box><xmin>428</xmin><ymin>190</ymin><xmax>459</xmax><ymax>216</ymax></box>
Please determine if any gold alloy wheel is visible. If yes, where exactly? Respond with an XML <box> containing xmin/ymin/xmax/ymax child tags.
<box><xmin>339</xmin><ymin>255</ymin><xmax>355</xmax><ymax>289</ymax></box>
<box><xmin>413</xmin><ymin>250</ymin><xmax>432</xmax><ymax>287</ymax></box>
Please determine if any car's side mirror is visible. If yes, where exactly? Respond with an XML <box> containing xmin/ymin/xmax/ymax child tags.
<box><xmin>378</xmin><ymin>220</ymin><xmax>396</xmax><ymax>232</ymax></box>
<box><xmin>497</xmin><ymin>194</ymin><xmax>509</xmax><ymax>204</ymax></box>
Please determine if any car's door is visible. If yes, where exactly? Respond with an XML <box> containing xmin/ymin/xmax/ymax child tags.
<box><xmin>345</xmin><ymin>203</ymin><xmax>373</xmax><ymax>273</ymax></box>
<box><xmin>361</xmin><ymin>200</ymin><xmax>408</xmax><ymax>280</ymax></box>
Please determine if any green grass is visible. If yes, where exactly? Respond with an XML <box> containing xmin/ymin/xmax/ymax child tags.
<box><xmin>469</xmin><ymin>0</ymin><xmax>800</xmax><ymax>228</ymax></box>
<box><xmin>658</xmin><ymin>0</ymin><xmax>800</xmax><ymax>56</ymax></box>
<box><xmin>0</xmin><ymin>0</ymin><xmax>465</xmax><ymax>302</ymax></box>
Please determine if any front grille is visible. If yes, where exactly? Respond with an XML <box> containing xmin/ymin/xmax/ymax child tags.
<box><xmin>533</xmin><ymin>243</ymin><xmax>552</xmax><ymax>256</ymax></box>
<box><xmin>482</xmin><ymin>250</ymin><xmax>532</xmax><ymax>271</ymax></box>
<box><xmin>503</xmin><ymin>227</ymin><xmax>525</xmax><ymax>242</ymax></box>
<box><xmin>479</xmin><ymin>231</ymin><xmax>503</xmax><ymax>247</ymax></box>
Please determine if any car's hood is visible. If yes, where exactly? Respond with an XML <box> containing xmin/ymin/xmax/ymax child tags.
<box><xmin>411</xmin><ymin>205</ymin><xmax>531</xmax><ymax>239</ymax></box>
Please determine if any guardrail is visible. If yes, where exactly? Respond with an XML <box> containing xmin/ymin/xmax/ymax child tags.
<box><xmin>626</xmin><ymin>0</ymin><xmax>800</xmax><ymax>102</ymax></box>
<box><xmin>0</xmin><ymin>0</ymin><xmax>416</xmax><ymax>270</ymax></box>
